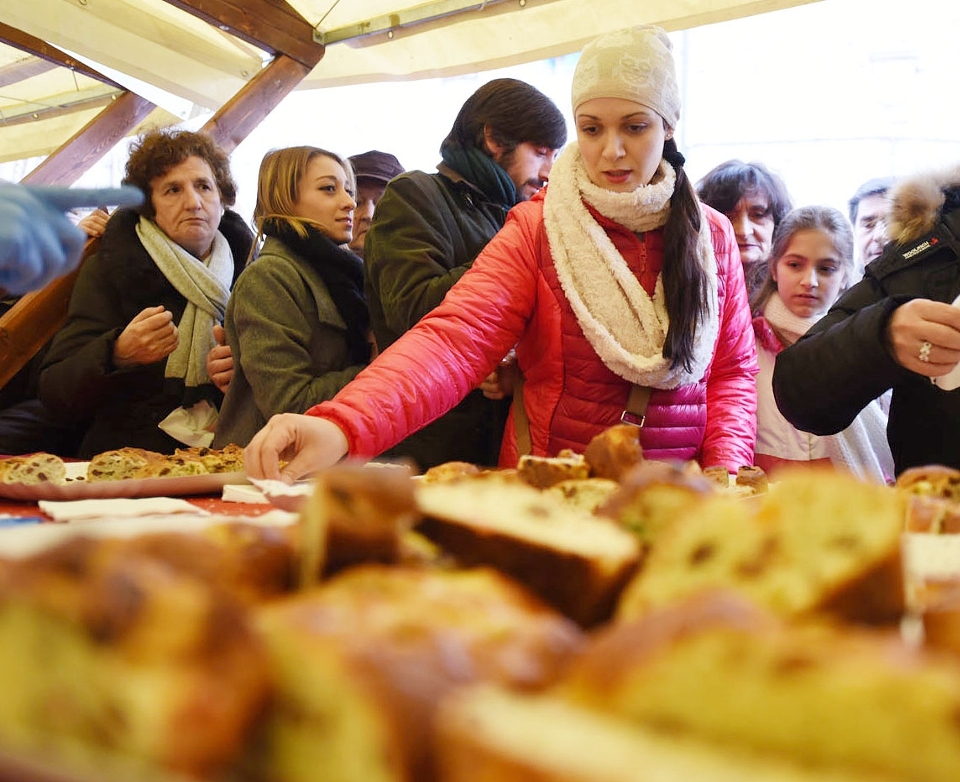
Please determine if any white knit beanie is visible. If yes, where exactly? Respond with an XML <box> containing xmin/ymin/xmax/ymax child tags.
<box><xmin>571</xmin><ymin>25</ymin><xmax>681</xmax><ymax>128</ymax></box>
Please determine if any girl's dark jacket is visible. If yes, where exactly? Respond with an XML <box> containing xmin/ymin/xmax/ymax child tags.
<box><xmin>38</xmin><ymin>208</ymin><xmax>251</xmax><ymax>458</ymax></box>
<box><xmin>774</xmin><ymin>167</ymin><xmax>960</xmax><ymax>475</ymax></box>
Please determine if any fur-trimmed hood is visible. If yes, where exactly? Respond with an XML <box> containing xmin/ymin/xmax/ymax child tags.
<box><xmin>887</xmin><ymin>164</ymin><xmax>960</xmax><ymax>245</ymax></box>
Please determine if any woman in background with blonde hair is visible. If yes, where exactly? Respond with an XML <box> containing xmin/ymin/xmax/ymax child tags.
<box><xmin>213</xmin><ymin>146</ymin><xmax>373</xmax><ymax>447</ymax></box>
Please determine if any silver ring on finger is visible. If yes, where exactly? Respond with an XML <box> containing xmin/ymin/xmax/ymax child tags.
<box><xmin>919</xmin><ymin>340</ymin><xmax>932</xmax><ymax>363</ymax></box>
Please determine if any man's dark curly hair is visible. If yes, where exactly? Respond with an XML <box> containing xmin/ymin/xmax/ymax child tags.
<box><xmin>122</xmin><ymin>128</ymin><xmax>237</xmax><ymax>219</ymax></box>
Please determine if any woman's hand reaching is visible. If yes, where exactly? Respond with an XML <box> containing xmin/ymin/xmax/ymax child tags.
<box><xmin>244</xmin><ymin>413</ymin><xmax>349</xmax><ymax>482</ymax></box>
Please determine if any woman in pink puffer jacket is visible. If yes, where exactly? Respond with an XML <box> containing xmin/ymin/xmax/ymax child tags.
<box><xmin>245</xmin><ymin>25</ymin><xmax>758</xmax><ymax>480</ymax></box>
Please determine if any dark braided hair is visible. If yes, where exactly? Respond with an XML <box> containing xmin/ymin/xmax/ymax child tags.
<box><xmin>660</xmin><ymin>138</ymin><xmax>710</xmax><ymax>372</ymax></box>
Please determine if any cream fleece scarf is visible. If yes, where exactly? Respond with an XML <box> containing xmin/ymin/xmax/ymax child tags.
<box><xmin>762</xmin><ymin>293</ymin><xmax>894</xmax><ymax>483</ymax></box>
<box><xmin>543</xmin><ymin>145</ymin><xmax>719</xmax><ymax>389</ymax></box>
<box><xmin>136</xmin><ymin>217</ymin><xmax>233</xmax><ymax>388</ymax></box>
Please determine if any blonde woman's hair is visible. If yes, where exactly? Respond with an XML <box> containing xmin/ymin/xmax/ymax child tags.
<box><xmin>749</xmin><ymin>204</ymin><xmax>855</xmax><ymax>315</ymax></box>
<box><xmin>249</xmin><ymin>146</ymin><xmax>355</xmax><ymax>262</ymax></box>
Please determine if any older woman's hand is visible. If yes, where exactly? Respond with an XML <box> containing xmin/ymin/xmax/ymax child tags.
<box><xmin>113</xmin><ymin>305</ymin><xmax>179</xmax><ymax>368</ymax></box>
<box><xmin>886</xmin><ymin>298</ymin><xmax>960</xmax><ymax>377</ymax></box>
<box><xmin>244</xmin><ymin>413</ymin><xmax>349</xmax><ymax>482</ymax></box>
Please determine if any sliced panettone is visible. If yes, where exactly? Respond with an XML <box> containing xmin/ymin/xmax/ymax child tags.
<box><xmin>596</xmin><ymin>460</ymin><xmax>716</xmax><ymax>545</ymax></box>
<box><xmin>174</xmin><ymin>443</ymin><xmax>245</xmax><ymax>473</ymax></box>
<box><xmin>0</xmin><ymin>536</ymin><xmax>270</xmax><ymax>779</ymax></box>
<box><xmin>896</xmin><ymin>464</ymin><xmax>960</xmax><ymax>501</ymax></box>
<box><xmin>252</xmin><ymin>565</ymin><xmax>584</xmax><ymax>782</ymax></box>
<box><xmin>562</xmin><ymin>591</ymin><xmax>960</xmax><ymax>782</ymax></box>
<box><xmin>516</xmin><ymin>451</ymin><xmax>589</xmax><ymax>489</ymax></box>
<box><xmin>85</xmin><ymin>448</ymin><xmax>163</xmax><ymax>481</ymax></box>
<box><xmin>0</xmin><ymin>452</ymin><xmax>66</xmax><ymax>485</ymax></box>
<box><xmin>545</xmin><ymin>477</ymin><xmax>620</xmax><ymax>514</ymax></box>
<box><xmin>114</xmin><ymin>521</ymin><xmax>297</xmax><ymax>604</ymax></box>
<box><xmin>582</xmin><ymin>423</ymin><xmax>643</xmax><ymax>482</ymax></box>
<box><xmin>415</xmin><ymin>479</ymin><xmax>641</xmax><ymax>626</ymax></box>
<box><xmin>435</xmin><ymin>684</ymin><xmax>897</xmax><ymax>782</ymax></box>
<box><xmin>296</xmin><ymin>460</ymin><xmax>419</xmax><ymax>585</ymax></box>
<box><xmin>617</xmin><ymin>468</ymin><xmax>906</xmax><ymax>625</ymax></box>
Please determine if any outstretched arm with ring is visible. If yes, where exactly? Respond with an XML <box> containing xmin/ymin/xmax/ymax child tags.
<box><xmin>885</xmin><ymin>298</ymin><xmax>960</xmax><ymax>378</ymax></box>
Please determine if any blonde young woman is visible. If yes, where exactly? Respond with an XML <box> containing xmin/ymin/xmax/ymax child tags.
<box><xmin>213</xmin><ymin>146</ymin><xmax>372</xmax><ymax>447</ymax></box>
<box><xmin>244</xmin><ymin>26</ymin><xmax>758</xmax><ymax>481</ymax></box>
<box><xmin>751</xmin><ymin>205</ymin><xmax>893</xmax><ymax>481</ymax></box>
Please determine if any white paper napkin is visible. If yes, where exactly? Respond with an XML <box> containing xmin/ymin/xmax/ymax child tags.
<box><xmin>38</xmin><ymin>497</ymin><xmax>208</xmax><ymax>523</ymax></box>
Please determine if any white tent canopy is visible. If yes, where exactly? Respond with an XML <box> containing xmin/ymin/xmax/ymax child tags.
<box><xmin>0</xmin><ymin>0</ymin><xmax>822</xmax><ymax>166</ymax></box>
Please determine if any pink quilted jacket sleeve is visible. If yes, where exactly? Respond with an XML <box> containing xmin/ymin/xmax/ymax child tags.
<box><xmin>307</xmin><ymin>203</ymin><xmax>543</xmax><ymax>458</ymax></box>
<box><xmin>699</xmin><ymin>206</ymin><xmax>759</xmax><ymax>469</ymax></box>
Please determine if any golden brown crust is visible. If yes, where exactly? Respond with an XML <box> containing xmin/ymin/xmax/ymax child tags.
<box><xmin>736</xmin><ymin>465</ymin><xmax>769</xmax><ymax>493</ymax></box>
<box><xmin>516</xmin><ymin>453</ymin><xmax>589</xmax><ymax>489</ymax></box>
<box><xmin>254</xmin><ymin>566</ymin><xmax>584</xmax><ymax>782</ymax></box>
<box><xmin>420</xmin><ymin>461</ymin><xmax>482</xmax><ymax>483</ymax></box>
<box><xmin>896</xmin><ymin>465</ymin><xmax>960</xmax><ymax>500</ymax></box>
<box><xmin>582</xmin><ymin>424</ymin><xmax>643</xmax><ymax>482</ymax></box>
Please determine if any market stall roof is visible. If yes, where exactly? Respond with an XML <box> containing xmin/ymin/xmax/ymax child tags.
<box><xmin>1</xmin><ymin>0</ymin><xmax>824</xmax><ymax>171</ymax></box>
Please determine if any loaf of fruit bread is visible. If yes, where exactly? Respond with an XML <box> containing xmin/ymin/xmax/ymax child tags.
<box><xmin>0</xmin><ymin>452</ymin><xmax>66</xmax><ymax>485</ymax></box>
<box><xmin>434</xmin><ymin>683</ymin><xmax>897</xmax><ymax>782</ymax></box>
<box><xmin>0</xmin><ymin>535</ymin><xmax>270</xmax><ymax>779</ymax></box>
<box><xmin>561</xmin><ymin>590</ymin><xmax>960</xmax><ymax>782</ymax></box>
<box><xmin>617</xmin><ymin>467</ymin><xmax>905</xmax><ymax>625</ymax></box>
<box><xmin>251</xmin><ymin>565</ymin><xmax>584</xmax><ymax>782</ymax></box>
<box><xmin>415</xmin><ymin>478</ymin><xmax>642</xmax><ymax>626</ymax></box>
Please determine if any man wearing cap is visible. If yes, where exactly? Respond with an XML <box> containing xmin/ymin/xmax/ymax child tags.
<box><xmin>362</xmin><ymin>78</ymin><xmax>567</xmax><ymax>471</ymax></box>
<box><xmin>347</xmin><ymin>150</ymin><xmax>405</xmax><ymax>260</ymax></box>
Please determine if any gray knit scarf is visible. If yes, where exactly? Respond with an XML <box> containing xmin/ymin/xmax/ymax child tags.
<box><xmin>136</xmin><ymin>216</ymin><xmax>233</xmax><ymax>388</ymax></box>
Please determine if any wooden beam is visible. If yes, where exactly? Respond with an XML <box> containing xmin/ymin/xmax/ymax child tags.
<box><xmin>1</xmin><ymin>94</ymin><xmax>116</xmax><ymax>128</ymax></box>
<box><xmin>200</xmin><ymin>54</ymin><xmax>310</xmax><ymax>154</ymax></box>
<box><xmin>22</xmin><ymin>91</ymin><xmax>155</xmax><ymax>186</ymax></box>
<box><xmin>163</xmin><ymin>0</ymin><xmax>325</xmax><ymax>68</ymax></box>
<box><xmin>0</xmin><ymin>56</ymin><xmax>54</xmax><ymax>89</ymax></box>
<box><xmin>0</xmin><ymin>21</ymin><xmax>122</xmax><ymax>90</ymax></box>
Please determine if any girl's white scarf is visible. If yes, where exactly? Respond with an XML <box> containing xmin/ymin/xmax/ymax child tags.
<box><xmin>761</xmin><ymin>292</ymin><xmax>821</xmax><ymax>348</ymax></box>
<box><xmin>762</xmin><ymin>293</ymin><xmax>894</xmax><ymax>483</ymax></box>
<box><xmin>136</xmin><ymin>216</ymin><xmax>233</xmax><ymax>388</ymax></box>
<box><xmin>543</xmin><ymin>145</ymin><xmax>718</xmax><ymax>389</ymax></box>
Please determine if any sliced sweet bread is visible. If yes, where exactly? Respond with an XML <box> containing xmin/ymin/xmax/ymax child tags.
<box><xmin>0</xmin><ymin>535</ymin><xmax>270</xmax><ymax>778</ymax></box>
<box><xmin>252</xmin><ymin>565</ymin><xmax>584</xmax><ymax>782</ymax></box>
<box><xmin>415</xmin><ymin>478</ymin><xmax>642</xmax><ymax>626</ymax></box>
<box><xmin>562</xmin><ymin>591</ymin><xmax>960</xmax><ymax>782</ymax></box>
<box><xmin>616</xmin><ymin>467</ymin><xmax>905</xmax><ymax>625</ymax></box>
<box><xmin>435</xmin><ymin>684</ymin><xmax>896</xmax><ymax>782</ymax></box>
<box><xmin>174</xmin><ymin>444</ymin><xmax>245</xmax><ymax>474</ymax></box>
<box><xmin>582</xmin><ymin>423</ymin><xmax>643</xmax><ymax>482</ymax></box>
<box><xmin>516</xmin><ymin>451</ymin><xmax>589</xmax><ymax>489</ymax></box>
<box><xmin>596</xmin><ymin>460</ymin><xmax>716</xmax><ymax>545</ymax></box>
<box><xmin>85</xmin><ymin>447</ymin><xmax>163</xmax><ymax>481</ymax></box>
<box><xmin>0</xmin><ymin>452</ymin><xmax>66</xmax><ymax>485</ymax></box>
